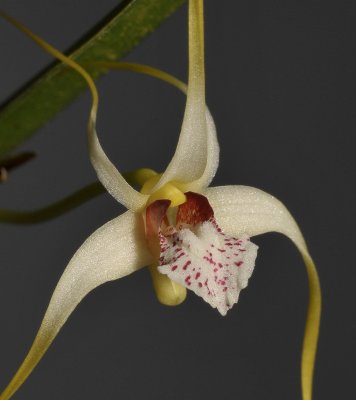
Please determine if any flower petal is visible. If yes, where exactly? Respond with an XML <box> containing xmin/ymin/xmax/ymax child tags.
<box><xmin>0</xmin><ymin>211</ymin><xmax>151</xmax><ymax>400</ymax></box>
<box><xmin>153</xmin><ymin>0</ymin><xmax>213</xmax><ymax>190</ymax></box>
<box><xmin>83</xmin><ymin>63</ymin><xmax>219</xmax><ymax>195</ymax></box>
<box><xmin>204</xmin><ymin>185</ymin><xmax>306</xmax><ymax>245</ymax></box>
<box><xmin>204</xmin><ymin>185</ymin><xmax>321</xmax><ymax>400</ymax></box>
<box><xmin>88</xmin><ymin>113</ymin><xmax>148</xmax><ymax>211</ymax></box>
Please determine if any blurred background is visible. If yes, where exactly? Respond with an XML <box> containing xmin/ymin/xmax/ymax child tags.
<box><xmin>0</xmin><ymin>0</ymin><xmax>355</xmax><ymax>398</ymax></box>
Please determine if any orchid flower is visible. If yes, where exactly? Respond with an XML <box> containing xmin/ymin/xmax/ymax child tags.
<box><xmin>0</xmin><ymin>2</ymin><xmax>321</xmax><ymax>400</ymax></box>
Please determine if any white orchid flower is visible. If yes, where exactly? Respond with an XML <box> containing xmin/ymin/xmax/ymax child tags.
<box><xmin>0</xmin><ymin>2</ymin><xmax>321</xmax><ymax>400</ymax></box>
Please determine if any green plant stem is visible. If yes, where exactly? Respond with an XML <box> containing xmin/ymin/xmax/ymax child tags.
<box><xmin>0</xmin><ymin>0</ymin><xmax>186</xmax><ymax>158</ymax></box>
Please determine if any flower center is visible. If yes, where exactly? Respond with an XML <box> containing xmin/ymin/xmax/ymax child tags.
<box><xmin>141</xmin><ymin>173</ymin><xmax>186</xmax><ymax>208</ymax></box>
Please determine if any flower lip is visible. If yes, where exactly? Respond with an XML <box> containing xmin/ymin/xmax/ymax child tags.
<box><xmin>176</xmin><ymin>191</ymin><xmax>214</xmax><ymax>227</ymax></box>
<box><xmin>145</xmin><ymin>191</ymin><xmax>213</xmax><ymax>250</ymax></box>
<box><xmin>145</xmin><ymin>192</ymin><xmax>258</xmax><ymax>316</ymax></box>
<box><xmin>145</xmin><ymin>199</ymin><xmax>171</xmax><ymax>257</ymax></box>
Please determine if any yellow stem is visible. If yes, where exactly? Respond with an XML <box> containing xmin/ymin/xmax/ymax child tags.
<box><xmin>87</xmin><ymin>61</ymin><xmax>187</xmax><ymax>94</ymax></box>
<box><xmin>188</xmin><ymin>0</ymin><xmax>205</xmax><ymax>101</ymax></box>
<box><xmin>301</xmin><ymin>252</ymin><xmax>322</xmax><ymax>400</ymax></box>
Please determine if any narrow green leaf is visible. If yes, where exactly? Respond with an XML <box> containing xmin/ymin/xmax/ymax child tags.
<box><xmin>0</xmin><ymin>0</ymin><xmax>186</xmax><ymax>158</ymax></box>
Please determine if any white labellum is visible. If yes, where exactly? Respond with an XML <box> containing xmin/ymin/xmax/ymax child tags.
<box><xmin>158</xmin><ymin>219</ymin><xmax>258</xmax><ymax>316</ymax></box>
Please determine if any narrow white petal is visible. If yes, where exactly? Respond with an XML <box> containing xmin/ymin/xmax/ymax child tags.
<box><xmin>182</xmin><ymin>109</ymin><xmax>219</xmax><ymax>191</ymax></box>
<box><xmin>153</xmin><ymin>0</ymin><xmax>209</xmax><ymax>190</ymax></box>
<box><xmin>0</xmin><ymin>211</ymin><xmax>151</xmax><ymax>400</ymax></box>
<box><xmin>88</xmin><ymin>113</ymin><xmax>148</xmax><ymax>211</ymax></box>
<box><xmin>104</xmin><ymin>64</ymin><xmax>219</xmax><ymax>194</ymax></box>
<box><xmin>150</xmin><ymin>107</ymin><xmax>219</xmax><ymax>194</ymax></box>
<box><xmin>204</xmin><ymin>185</ymin><xmax>321</xmax><ymax>400</ymax></box>
<box><xmin>204</xmin><ymin>185</ymin><xmax>306</xmax><ymax>248</ymax></box>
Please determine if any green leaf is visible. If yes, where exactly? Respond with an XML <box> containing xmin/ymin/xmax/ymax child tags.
<box><xmin>0</xmin><ymin>0</ymin><xmax>186</xmax><ymax>158</ymax></box>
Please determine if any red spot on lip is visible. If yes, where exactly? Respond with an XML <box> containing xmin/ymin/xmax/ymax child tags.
<box><xmin>174</xmin><ymin>252</ymin><xmax>185</xmax><ymax>261</ymax></box>
<box><xmin>183</xmin><ymin>260</ymin><xmax>191</xmax><ymax>270</ymax></box>
<box><xmin>198</xmin><ymin>282</ymin><xmax>203</xmax><ymax>288</ymax></box>
<box><xmin>195</xmin><ymin>272</ymin><xmax>201</xmax><ymax>279</ymax></box>
<box><xmin>203</xmin><ymin>256</ymin><xmax>216</xmax><ymax>265</ymax></box>
<box><xmin>171</xmin><ymin>265</ymin><xmax>178</xmax><ymax>271</ymax></box>
<box><xmin>185</xmin><ymin>276</ymin><xmax>191</xmax><ymax>285</ymax></box>
<box><xmin>218</xmin><ymin>248</ymin><xmax>226</xmax><ymax>253</ymax></box>
<box><xmin>234</xmin><ymin>261</ymin><xmax>243</xmax><ymax>267</ymax></box>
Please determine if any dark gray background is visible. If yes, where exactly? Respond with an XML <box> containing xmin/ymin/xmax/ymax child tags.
<box><xmin>0</xmin><ymin>1</ymin><xmax>355</xmax><ymax>399</ymax></box>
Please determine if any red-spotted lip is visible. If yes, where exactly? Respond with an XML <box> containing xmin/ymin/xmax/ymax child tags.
<box><xmin>145</xmin><ymin>192</ymin><xmax>215</xmax><ymax>238</ymax></box>
<box><xmin>145</xmin><ymin>192</ymin><xmax>215</xmax><ymax>257</ymax></box>
<box><xmin>145</xmin><ymin>192</ymin><xmax>258</xmax><ymax>315</ymax></box>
